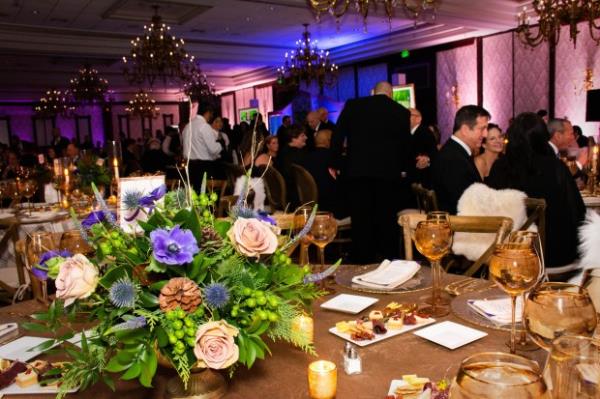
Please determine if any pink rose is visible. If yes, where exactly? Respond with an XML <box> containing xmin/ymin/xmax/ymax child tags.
<box><xmin>55</xmin><ymin>254</ymin><xmax>99</xmax><ymax>306</ymax></box>
<box><xmin>194</xmin><ymin>320</ymin><xmax>239</xmax><ymax>369</ymax></box>
<box><xmin>228</xmin><ymin>218</ymin><xmax>278</xmax><ymax>257</ymax></box>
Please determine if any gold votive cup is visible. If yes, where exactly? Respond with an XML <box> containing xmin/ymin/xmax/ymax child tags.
<box><xmin>308</xmin><ymin>360</ymin><xmax>337</xmax><ymax>399</ymax></box>
<box><xmin>292</xmin><ymin>314</ymin><xmax>314</xmax><ymax>343</ymax></box>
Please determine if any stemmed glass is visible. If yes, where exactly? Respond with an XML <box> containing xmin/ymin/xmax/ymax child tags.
<box><xmin>60</xmin><ymin>230</ymin><xmax>93</xmax><ymax>255</ymax></box>
<box><xmin>489</xmin><ymin>242</ymin><xmax>541</xmax><ymax>354</ymax></box>
<box><xmin>9</xmin><ymin>180</ymin><xmax>21</xmax><ymax>208</ymax></box>
<box><xmin>414</xmin><ymin>217</ymin><xmax>453</xmax><ymax>317</ymax></box>
<box><xmin>26</xmin><ymin>231</ymin><xmax>56</xmax><ymax>303</ymax></box>
<box><xmin>0</xmin><ymin>181</ymin><xmax>7</xmax><ymax>210</ymax></box>
<box><xmin>524</xmin><ymin>282</ymin><xmax>597</xmax><ymax>351</ymax></box>
<box><xmin>449</xmin><ymin>352</ymin><xmax>551</xmax><ymax>398</ymax></box>
<box><xmin>548</xmin><ymin>335</ymin><xmax>600</xmax><ymax>398</ymax></box>
<box><xmin>18</xmin><ymin>179</ymin><xmax>38</xmax><ymax>216</ymax></box>
<box><xmin>307</xmin><ymin>212</ymin><xmax>337</xmax><ymax>293</ymax></box>
<box><xmin>294</xmin><ymin>205</ymin><xmax>313</xmax><ymax>266</ymax></box>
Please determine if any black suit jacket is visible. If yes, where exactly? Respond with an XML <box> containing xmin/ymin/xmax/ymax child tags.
<box><xmin>320</xmin><ymin>120</ymin><xmax>336</xmax><ymax>132</ymax></box>
<box><xmin>408</xmin><ymin>124</ymin><xmax>438</xmax><ymax>186</ymax></box>
<box><xmin>303</xmin><ymin>147</ymin><xmax>337</xmax><ymax>213</ymax></box>
<box><xmin>332</xmin><ymin>95</ymin><xmax>411</xmax><ymax>179</ymax></box>
<box><xmin>431</xmin><ymin>138</ymin><xmax>481</xmax><ymax>214</ymax></box>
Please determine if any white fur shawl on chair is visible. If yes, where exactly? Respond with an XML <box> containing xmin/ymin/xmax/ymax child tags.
<box><xmin>452</xmin><ymin>183</ymin><xmax>532</xmax><ymax>261</ymax></box>
<box><xmin>234</xmin><ymin>177</ymin><xmax>266</xmax><ymax>211</ymax></box>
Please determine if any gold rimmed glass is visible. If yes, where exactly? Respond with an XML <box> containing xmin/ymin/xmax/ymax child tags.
<box><xmin>307</xmin><ymin>212</ymin><xmax>337</xmax><ymax>293</ymax></box>
<box><xmin>524</xmin><ymin>282</ymin><xmax>597</xmax><ymax>352</ymax></box>
<box><xmin>489</xmin><ymin>243</ymin><xmax>541</xmax><ymax>353</ymax></box>
<box><xmin>449</xmin><ymin>352</ymin><xmax>551</xmax><ymax>398</ymax></box>
<box><xmin>18</xmin><ymin>179</ymin><xmax>38</xmax><ymax>216</ymax></box>
<box><xmin>548</xmin><ymin>335</ymin><xmax>600</xmax><ymax>398</ymax></box>
<box><xmin>294</xmin><ymin>205</ymin><xmax>313</xmax><ymax>267</ymax></box>
<box><xmin>414</xmin><ymin>219</ymin><xmax>452</xmax><ymax>317</ymax></box>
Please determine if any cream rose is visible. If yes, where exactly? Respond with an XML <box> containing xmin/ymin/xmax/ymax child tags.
<box><xmin>227</xmin><ymin>218</ymin><xmax>278</xmax><ymax>257</ymax></box>
<box><xmin>55</xmin><ymin>254</ymin><xmax>99</xmax><ymax>306</ymax></box>
<box><xmin>194</xmin><ymin>320</ymin><xmax>239</xmax><ymax>369</ymax></box>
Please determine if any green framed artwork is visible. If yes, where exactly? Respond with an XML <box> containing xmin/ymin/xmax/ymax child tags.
<box><xmin>238</xmin><ymin>107</ymin><xmax>259</xmax><ymax>123</ymax></box>
<box><xmin>392</xmin><ymin>84</ymin><xmax>416</xmax><ymax>109</ymax></box>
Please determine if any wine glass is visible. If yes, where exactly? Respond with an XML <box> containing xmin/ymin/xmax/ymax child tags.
<box><xmin>308</xmin><ymin>212</ymin><xmax>337</xmax><ymax>293</ymax></box>
<box><xmin>524</xmin><ymin>282</ymin><xmax>597</xmax><ymax>351</ymax></box>
<box><xmin>25</xmin><ymin>231</ymin><xmax>56</xmax><ymax>303</ymax></box>
<box><xmin>548</xmin><ymin>335</ymin><xmax>600</xmax><ymax>399</ymax></box>
<box><xmin>425</xmin><ymin>211</ymin><xmax>451</xmax><ymax>305</ymax></box>
<box><xmin>507</xmin><ymin>230</ymin><xmax>545</xmax><ymax>351</ymax></box>
<box><xmin>60</xmin><ymin>230</ymin><xmax>92</xmax><ymax>255</ymax></box>
<box><xmin>9</xmin><ymin>180</ymin><xmax>21</xmax><ymax>208</ymax></box>
<box><xmin>413</xmin><ymin>219</ymin><xmax>453</xmax><ymax>317</ymax></box>
<box><xmin>18</xmin><ymin>179</ymin><xmax>38</xmax><ymax>216</ymax></box>
<box><xmin>294</xmin><ymin>205</ymin><xmax>313</xmax><ymax>266</ymax></box>
<box><xmin>449</xmin><ymin>352</ymin><xmax>551</xmax><ymax>398</ymax></box>
<box><xmin>489</xmin><ymin>243</ymin><xmax>541</xmax><ymax>354</ymax></box>
<box><xmin>0</xmin><ymin>181</ymin><xmax>7</xmax><ymax>210</ymax></box>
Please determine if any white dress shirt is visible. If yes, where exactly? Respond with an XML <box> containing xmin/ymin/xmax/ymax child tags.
<box><xmin>548</xmin><ymin>141</ymin><xmax>559</xmax><ymax>156</ymax></box>
<box><xmin>451</xmin><ymin>135</ymin><xmax>472</xmax><ymax>156</ymax></box>
<box><xmin>182</xmin><ymin>115</ymin><xmax>222</xmax><ymax>161</ymax></box>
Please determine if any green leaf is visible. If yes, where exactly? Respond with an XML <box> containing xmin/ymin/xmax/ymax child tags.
<box><xmin>237</xmin><ymin>334</ymin><xmax>246</xmax><ymax>364</ymax></box>
<box><xmin>103</xmin><ymin>374</ymin><xmax>116</xmax><ymax>391</ymax></box>
<box><xmin>28</xmin><ymin>339</ymin><xmax>56</xmax><ymax>353</ymax></box>
<box><xmin>156</xmin><ymin>326</ymin><xmax>169</xmax><ymax>348</ymax></box>
<box><xmin>116</xmin><ymin>350</ymin><xmax>134</xmax><ymax>365</ymax></box>
<box><xmin>137</xmin><ymin>220</ymin><xmax>155</xmax><ymax>234</ymax></box>
<box><xmin>139</xmin><ymin>348</ymin><xmax>157</xmax><ymax>388</ymax></box>
<box><xmin>139</xmin><ymin>291</ymin><xmax>159</xmax><ymax>308</ymax></box>
<box><xmin>31</xmin><ymin>312</ymin><xmax>50</xmax><ymax>321</ymax></box>
<box><xmin>120</xmin><ymin>362</ymin><xmax>141</xmax><ymax>380</ymax></box>
<box><xmin>187</xmin><ymin>255</ymin><xmax>203</xmax><ymax>279</ymax></box>
<box><xmin>149</xmin><ymin>280</ymin><xmax>168</xmax><ymax>292</ymax></box>
<box><xmin>214</xmin><ymin>220</ymin><xmax>231</xmax><ymax>238</ymax></box>
<box><xmin>21</xmin><ymin>322</ymin><xmax>49</xmax><ymax>333</ymax></box>
<box><xmin>105</xmin><ymin>356</ymin><xmax>130</xmax><ymax>373</ymax></box>
<box><xmin>253</xmin><ymin>321</ymin><xmax>270</xmax><ymax>336</ymax></box>
<box><xmin>251</xmin><ymin>335</ymin><xmax>271</xmax><ymax>356</ymax></box>
<box><xmin>245</xmin><ymin>340</ymin><xmax>257</xmax><ymax>368</ymax></box>
<box><xmin>146</xmin><ymin>258</ymin><xmax>167</xmax><ymax>273</ymax></box>
<box><xmin>99</xmin><ymin>266</ymin><xmax>128</xmax><ymax>290</ymax></box>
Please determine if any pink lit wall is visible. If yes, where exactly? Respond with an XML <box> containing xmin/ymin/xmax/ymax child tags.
<box><xmin>436</xmin><ymin>43</ymin><xmax>478</xmax><ymax>143</ymax></box>
<box><xmin>482</xmin><ymin>33</ymin><xmax>513</xmax><ymax>130</ymax></box>
<box><xmin>110</xmin><ymin>103</ymin><xmax>180</xmax><ymax>140</ymax></box>
<box><xmin>555</xmin><ymin>21</ymin><xmax>600</xmax><ymax>138</ymax></box>
<box><xmin>513</xmin><ymin>35</ymin><xmax>549</xmax><ymax>116</ymax></box>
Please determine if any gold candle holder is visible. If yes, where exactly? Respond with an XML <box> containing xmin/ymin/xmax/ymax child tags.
<box><xmin>308</xmin><ymin>360</ymin><xmax>337</xmax><ymax>399</ymax></box>
<box><xmin>292</xmin><ymin>313</ymin><xmax>314</xmax><ymax>344</ymax></box>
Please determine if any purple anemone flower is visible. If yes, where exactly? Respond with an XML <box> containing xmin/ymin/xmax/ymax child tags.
<box><xmin>139</xmin><ymin>185</ymin><xmax>167</xmax><ymax>208</ymax></box>
<box><xmin>81</xmin><ymin>210</ymin><xmax>117</xmax><ymax>229</ymax></box>
<box><xmin>32</xmin><ymin>250</ymin><xmax>71</xmax><ymax>280</ymax></box>
<box><xmin>256</xmin><ymin>211</ymin><xmax>276</xmax><ymax>226</ymax></box>
<box><xmin>150</xmin><ymin>225</ymin><xmax>199</xmax><ymax>265</ymax></box>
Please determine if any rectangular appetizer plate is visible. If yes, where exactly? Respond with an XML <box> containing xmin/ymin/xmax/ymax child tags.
<box><xmin>329</xmin><ymin>317</ymin><xmax>436</xmax><ymax>347</ymax></box>
<box><xmin>320</xmin><ymin>294</ymin><xmax>379</xmax><ymax>314</ymax></box>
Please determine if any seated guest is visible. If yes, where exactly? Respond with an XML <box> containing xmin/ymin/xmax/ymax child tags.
<box><xmin>277</xmin><ymin>124</ymin><xmax>307</xmax><ymax>208</ymax></box>
<box><xmin>1</xmin><ymin>150</ymin><xmax>20</xmax><ymax>179</ymax></box>
<box><xmin>122</xmin><ymin>138</ymin><xmax>141</xmax><ymax>176</ymax></box>
<box><xmin>302</xmin><ymin>130</ymin><xmax>337</xmax><ymax>213</ymax></box>
<box><xmin>475</xmin><ymin>123</ymin><xmax>504</xmax><ymax>179</ymax></box>
<box><xmin>408</xmin><ymin>108</ymin><xmax>438</xmax><ymax>189</ymax></box>
<box><xmin>548</xmin><ymin>118</ymin><xmax>588</xmax><ymax>171</ymax></box>
<box><xmin>431</xmin><ymin>105</ymin><xmax>491</xmax><ymax>214</ymax></box>
<box><xmin>537</xmin><ymin>109</ymin><xmax>549</xmax><ymax>124</ymax></box>
<box><xmin>255</xmin><ymin>136</ymin><xmax>279</xmax><ymax>168</ymax></box>
<box><xmin>574</xmin><ymin>125</ymin><xmax>589</xmax><ymax>148</ymax></box>
<box><xmin>66</xmin><ymin>143</ymin><xmax>80</xmax><ymax>164</ymax></box>
<box><xmin>487</xmin><ymin>113</ymin><xmax>585</xmax><ymax>269</ymax></box>
<box><xmin>141</xmin><ymin>138</ymin><xmax>169</xmax><ymax>174</ymax></box>
<box><xmin>276</xmin><ymin>115</ymin><xmax>292</xmax><ymax>147</ymax></box>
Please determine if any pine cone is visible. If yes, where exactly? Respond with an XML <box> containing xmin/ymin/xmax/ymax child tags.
<box><xmin>200</xmin><ymin>226</ymin><xmax>223</xmax><ymax>251</ymax></box>
<box><xmin>159</xmin><ymin>277</ymin><xmax>202</xmax><ymax>313</ymax></box>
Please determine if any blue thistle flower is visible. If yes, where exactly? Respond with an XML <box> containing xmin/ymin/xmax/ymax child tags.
<box><xmin>109</xmin><ymin>316</ymin><xmax>147</xmax><ymax>332</ymax></box>
<box><xmin>203</xmin><ymin>283</ymin><xmax>230</xmax><ymax>309</ymax></box>
<box><xmin>109</xmin><ymin>278</ymin><xmax>138</xmax><ymax>308</ymax></box>
<box><xmin>123</xmin><ymin>191</ymin><xmax>143</xmax><ymax>210</ymax></box>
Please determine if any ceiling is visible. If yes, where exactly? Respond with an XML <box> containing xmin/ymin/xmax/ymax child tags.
<box><xmin>0</xmin><ymin>0</ymin><xmax>530</xmax><ymax>99</ymax></box>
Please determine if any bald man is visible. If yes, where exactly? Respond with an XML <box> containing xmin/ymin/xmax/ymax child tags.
<box><xmin>317</xmin><ymin>107</ymin><xmax>336</xmax><ymax>131</ymax></box>
<box><xmin>331</xmin><ymin>81</ymin><xmax>412</xmax><ymax>263</ymax></box>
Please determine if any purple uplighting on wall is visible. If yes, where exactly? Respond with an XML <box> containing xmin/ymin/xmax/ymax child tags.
<box><xmin>483</xmin><ymin>32</ymin><xmax>513</xmax><ymax>131</ymax></box>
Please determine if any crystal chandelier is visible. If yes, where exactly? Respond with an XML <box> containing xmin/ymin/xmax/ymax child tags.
<box><xmin>122</xmin><ymin>6</ymin><xmax>195</xmax><ymax>87</ymax></box>
<box><xmin>69</xmin><ymin>64</ymin><xmax>109</xmax><ymax>104</ymax></box>
<box><xmin>183</xmin><ymin>65</ymin><xmax>216</xmax><ymax>100</ymax></box>
<box><xmin>307</xmin><ymin>0</ymin><xmax>440</xmax><ymax>26</ymax></box>
<box><xmin>34</xmin><ymin>89</ymin><xmax>74</xmax><ymax>118</ymax></box>
<box><xmin>516</xmin><ymin>1</ymin><xmax>600</xmax><ymax>48</ymax></box>
<box><xmin>125</xmin><ymin>90</ymin><xmax>160</xmax><ymax>118</ymax></box>
<box><xmin>277</xmin><ymin>24</ymin><xmax>338</xmax><ymax>90</ymax></box>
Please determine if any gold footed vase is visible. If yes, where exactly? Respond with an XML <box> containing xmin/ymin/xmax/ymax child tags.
<box><xmin>166</xmin><ymin>368</ymin><xmax>227</xmax><ymax>399</ymax></box>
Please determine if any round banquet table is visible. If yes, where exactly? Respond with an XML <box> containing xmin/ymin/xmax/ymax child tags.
<box><xmin>0</xmin><ymin>271</ymin><xmax>546</xmax><ymax>399</ymax></box>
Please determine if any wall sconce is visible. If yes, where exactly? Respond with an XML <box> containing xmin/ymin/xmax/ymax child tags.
<box><xmin>574</xmin><ymin>68</ymin><xmax>594</xmax><ymax>95</ymax></box>
<box><xmin>447</xmin><ymin>84</ymin><xmax>460</xmax><ymax>108</ymax></box>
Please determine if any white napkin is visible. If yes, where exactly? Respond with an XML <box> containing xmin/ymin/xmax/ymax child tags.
<box><xmin>467</xmin><ymin>296</ymin><xmax>523</xmax><ymax>325</ymax></box>
<box><xmin>352</xmin><ymin>259</ymin><xmax>420</xmax><ymax>290</ymax></box>
<box><xmin>44</xmin><ymin>183</ymin><xmax>59</xmax><ymax>203</ymax></box>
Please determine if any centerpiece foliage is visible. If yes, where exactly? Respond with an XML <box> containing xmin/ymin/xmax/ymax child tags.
<box><xmin>27</xmin><ymin>177</ymin><xmax>324</xmax><ymax>398</ymax></box>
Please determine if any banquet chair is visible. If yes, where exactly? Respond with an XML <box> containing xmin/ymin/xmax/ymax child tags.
<box><xmin>263</xmin><ymin>166</ymin><xmax>287</xmax><ymax>211</ymax></box>
<box><xmin>0</xmin><ymin>222</ymin><xmax>22</xmax><ymax>303</ymax></box>
<box><xmin>224</xmin><ymin>163</ymin><xmax>246</xmax><ymax>194</ymax></box>
<box><xmin>411</xmin><ymin>183</ymin><xmax>439</xmax><ymax>213</ymax></box>
<box><xmin>398</xmin><ymin>213</ymin><xmax>513</xmax><ymax>277</ymax></box>
<box><xmin>206</xmin><ymin>179</ymin><xmax>228</xmax><ymax>199</ymax></box>
<box><xmin>522</xmin><ymin>198</ymin><xmax>546</xmax><ymax>254</ymax></box>
<box><xmin>291</xmin><ymin>164</ymin><xmax>318</xmax><ymax>205</ymax></box>
<box><xmin>216</xmin><ymin>195</ymin><xmax>238</xmax><ymax>218</ymax></box>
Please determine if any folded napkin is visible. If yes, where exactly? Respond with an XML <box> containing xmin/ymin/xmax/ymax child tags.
<box><xmin>467</xmin><ymin>296</ymin><xmax>523</xmax><ymax>325</ymax></box>
<box><xmin>352</xmin><ymin>259</ymin><xmax>420</xmax><ymax>290</ymax></box>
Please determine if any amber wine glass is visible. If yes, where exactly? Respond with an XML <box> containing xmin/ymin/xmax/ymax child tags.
<box><xmin>524</xmin><ymin>283</ymin><xmax>597</xmax><ymax>351</ymax></box>
<box><xmin>294</xmin><ymin>205</ymin><xmax>313</xmax><ymax>266</ymax></box>
<box><xmin>489</xmin><ymin>243</ymin><xmax>540</xmax><ymax>354</ymax></box>
<box><xmin>19</xmin><ymin>179</ymin><xmax>38</xmax><ymax>216</ymax></box>
<box><xmin>414</xmin><ymin>220</ymin><xmax>452</xmax><ymax>317</ymax></box>
<box><xmin>449</xmin><ymin>352</ymin><xmax>551</xmax><ymax>398</ymax></box>
<box><xmin>308</xmin><ymin>212</ymin><xmax>337</xmax><ymax>292</ymax></box>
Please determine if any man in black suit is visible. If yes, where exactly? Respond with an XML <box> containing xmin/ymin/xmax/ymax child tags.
<box><xmin>51</xmin><ymin>128</ymin><xmax>69</xmax><ymax>157</ymax></box>
<box><xmin>317</xmin><ymin>107</ymin><xmax>336</xmax><ymax>131</ymax></box>
<box><xmin>303</xmin><ymin>130</ymin><xmax>337</xmax><ymax>215</ymax></box>
<box><xmin>431</xmin><ymin>105</ymin><xmax>491</xmax><ymax>214</ymax></box>
<box><xmin>276</xmin><ymin>115</ymin><xmax>291</xmax><ymax>146</ymax></box>
<box><xmin>331</xmin><ymin>81</ymin><xmax>411</xmax><ymax>263</ymax></box>
<box><xmin>408</xmin><ymin>108</ymin><xmax>438</xmax><ymax>189</ymax></box>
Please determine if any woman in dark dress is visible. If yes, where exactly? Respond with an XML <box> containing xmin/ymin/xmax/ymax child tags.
<box><xmin>486</xmin><ymin>112</ymin><xmax>586</xmax><ymax>269</ymax></box>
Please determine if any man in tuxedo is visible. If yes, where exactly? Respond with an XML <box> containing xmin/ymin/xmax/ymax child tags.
<box><xmin>276</xmin><ymin>115</ymin><xmax>291</xmax><ymax>146</ymax></box>
<box><xmin>332</xmin><ymin>81</ymin><xmax>411</xmax><ymax>263</ymax></box>
<box><xmin>431</xmin><ymin>105</ymin><xmax>490</xmax><ymax>214</ymax></box>
<box><xmin>317</xmin><ymin>107</ymin><xmax>335</xmax><ymax>131</ymax></box>
<box><xmin>51</xmin><ymin>128</ymin><xmax>69</xmax><ymax>157</ymax></box>
<box><xmin>408</xmin><ymin>108</ymin><xmax>438</xmax><ymax>189</ymax></box>
<box><xmin>305</xmin><ymin>111</ymin><xmax>320</xmax><ymax>150</ymax></box>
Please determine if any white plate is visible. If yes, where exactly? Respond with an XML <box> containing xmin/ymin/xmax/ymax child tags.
<box><xmin>0</xmin><ymin>381</ymin><xmax>79</xmax><ymax>395</ymax></box>
<box><xmin>388</xmin><ymin>380</ymin><xmax>431</xmax><ymax>398</ymax></box>
<box><xmin>0</xmin><ymin>323</ymin><xmax>18</xmax><ymax>340</ymax></box>
<box><xmin>320</xmin><ymin>294</ymin><xmax>379</xmax><ymax>314</ymax></box>
<box><xmin>413</xmin><ymin>321</ymin><xmax>488</xmax><ymax>350</ymax></box>
<box><xmin>329</xmin><ymin>317</ymin><xmax>436</xmax><ymax>347</ymax></box>
<box><xmin>0</xmin><ymin>336</ymin><xmax>58</xmax><ymax>361</ymax></box>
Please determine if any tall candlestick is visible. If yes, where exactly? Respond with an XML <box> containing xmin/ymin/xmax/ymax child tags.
<box><xmin>63</xmin><ymin>168</ymin><xmax>70</xmax><ymax>186</ymax></box>
<box><xmin>113</xmin><ymin>158</ymin><xmax>120</xmax><ymax>182</ymax></box>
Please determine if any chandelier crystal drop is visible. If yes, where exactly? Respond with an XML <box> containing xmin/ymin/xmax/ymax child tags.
<box><xmin>122</xmin><ymin>6</ymin><xmax>196</xmax><ymax>87</ymax></box>
<box><xmin>277</xmin><ymin>24</ymin><xmax>338</xmax><ymax>90</ymax></box>
<box><xmin>69</xmin><ymin>65</ymin><xmax>109</xmax><ymax>104</ymax></box>
<box><xmin>516</xmin><ymin>0</ymin><xmax>600</xmax><ymax>48</ymax></box>
<box><xmin>183</xmin><ymin>65</ymin><xmax>216</xmax><ymax>100</ymax></box>
<box><xmin>34</xmin><ymin>89</ymin><xmax>75</xmax><ymax>118</ymax></box>
<box><xmin>125</xmin><ymin>90</ymin><xmax>160</xmax><ymax>118</ymax></box>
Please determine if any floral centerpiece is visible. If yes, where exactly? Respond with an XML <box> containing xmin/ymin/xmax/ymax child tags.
<box><xmin>27</xmin><ymin>179</ymin><xmax>327</xmax><ymax>398</ymax></box>
<box><xmin>75</xmin><ymin>154</ymin><xmax>111</xmax><ymax>194</ymax></box>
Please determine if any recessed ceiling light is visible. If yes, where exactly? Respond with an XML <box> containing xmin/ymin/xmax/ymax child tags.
<box><xmin>245</xmin><ymin>16</ymin><xmax>251</xmax><ymax>22</ymax></box>
<box><xmin>224</xmin><ymin>26</ymin><xmax>230</xmax><ymax>32</ymax></box>
<box><xmin>269</xmin><ymin>6</ymin><xmax>274</xmax><ymax>11</ymax></box>
<box><xmin>32</xmin><ymin>9</ymin><xmax>39</xmax><ymax>14</ymax></box>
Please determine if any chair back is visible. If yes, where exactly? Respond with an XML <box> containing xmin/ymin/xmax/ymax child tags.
<box><xmin>223</xmin><ymin>163</ymin><xmax>245</xmax><ymax>194</ymax></box>
<box><xmin>411</xmin><ymin>183</ymin><xmax>439</xmax><ymax>213</ymax></box>
<box><xmin>290</xmin><ymin>164</ymin><xmax>318</xmax><ymax>205</ymax></box>
<box><xmin>216</xmin><ymin>195</ymin><xmax>238</xmax><ymax>218</ymax></box>
<box><xmin>263</xmin><ymin>166</ymin><xmax>287</xmax><ymax>211</ymax></box>
<box><xmin>206</xmin><ymin>179</ymin><xmax>228</xmax><ymax>199</ymax></box>
<box><xmin>398</xmin><ymin>213</ymin><xmax>513</xmax><ymax>277</ymax></box>
<box><xmin>523</xmin><ymin>198</ymin><xmax>546</xmax><ymax>254</ymax></box>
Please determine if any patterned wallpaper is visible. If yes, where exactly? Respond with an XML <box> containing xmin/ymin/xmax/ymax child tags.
<box><xmin>436</xmin><ymin>44</ymin><xmax>478</xmax><ymax>143</ymax></box>
<box><xmin>555</xmin><ymin>21</ymin><xmax>600</xmax><ymax>137</ymax></box>
<box><xmin>357</xmin><ymin>63</ymin><xmax>388</xmax><ymax>98</ymax></box>
<box><xmin>513</xmin><ymin>33</ymin><xmax>549</xmax><ymax>117</ymax></box>
<box><xmin>483</xmin><ymin>33</ymin><xmax>513</xmax><ymax>130</ymax></box>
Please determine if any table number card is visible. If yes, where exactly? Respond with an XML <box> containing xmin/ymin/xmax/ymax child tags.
<box><xmin>118</xmin><ymin>175</ymin><xmax>166</xmax><ymax>233</ymax></box>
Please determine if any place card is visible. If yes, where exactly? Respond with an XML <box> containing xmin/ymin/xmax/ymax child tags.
<box><xmin>413</xmin><ymin>321</ymin><xmax>487</xmax><ymax>350</ymax></box>
<box><xmin>118</xmin><ymin>175</ymin><xmax>165</xmax><ymax>233</ymax></box>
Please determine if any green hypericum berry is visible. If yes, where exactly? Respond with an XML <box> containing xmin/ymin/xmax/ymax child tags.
<box><xmin>177</xmin><ymin>309</ymin><xmax>186</xmax><ymax>319</ymax></box>
<box><xmin>202</xmin><ymin>210</ymin><xmax>211</xmax><ymax>218</ymax></box>
<box><xmin>242</xmin><ymin>288</ymin><xmax>252</xmax><ymax>296</ymax></box>
<box><xmin>199</xmin><ymin>197</ymin><xmax>208</xmax><ymax>207</ymax></box>
<box><xmin>186</xmin><ymin>337</ymin><xmax>196</xmax><ymax>347</ymax></box>
<box><xmin>175</xmin><ymin>340</ymin><xmax>185</xmax><ymax>349</ymax></box>
<box><xmin>174</xmin><ymin>346</ymin><xmax>185</xmax><ymax>355</ymax></box>
<box><xmin>268</xmin><ymin>312</ymin><xmax>279</xmax><ymax>322</ymax></box>
<box><xmin>175</xmin><ymin>330</ymin><xmax>185</xmax><ymax>339</ymax></box>
<box><xmin>258</xmin><ymin>310</ymin><xmax>268</xmax><ymax>320</ymax></box>
<box><xmin>240</xmin><ymin>319</ymin><xmax>248</xmax><ymax>326</ymax></box>
<box><xmin>256</xmin><ymin>296</ymin><xmax>267</xmax><ymax>306</ymax></box>
<box><xmin>168</xmin><ymin>335</ymin><xmax>177</xmax><ymax>345</ymax></box>
<box><xmin>285</xmin><ymin>258</ymin><xmax>292</xmax><ymax>265</ymax></box>
<box><xmin>166</xmin><ymin>311</ymin><xmax>177</xmax><ymax>320</ymax></box>
<box><xmin>267</xmin><ymin>297</ymin><xmax>279</xmax><ymax>308</ymax></box>
<box><xmin>172</xmin><ymin>320</ymin><xmax>183</xmax><ymax>330</ymax></box>
<box><xmin>185</xmin><ymin>327</ymin><xmax>195</xmax><ymax>337</ymax></box>
<box><xmin>193</xmin><ymin>307</ymin><xmax>205</xmax><ymax>317</ymax></box>
<box><xmin>246</xmin><ymin>298</ymin><xmax>257</xmax><ymax>308</ymax></box>
<box><xmin>184</xmin><ymin>318</ymin><xmax>194</xmax><ymax>328</ymax></box>
<box><xmin>230</xmin><ymin>309</ymin><xmax>238</xmax><ymax>317</ymax></box>
<box><xmin>209</xmin><ymin>192</ymin><xmax>218</xmax><ymax>202</ymax></box>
